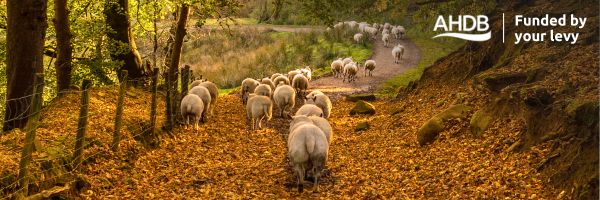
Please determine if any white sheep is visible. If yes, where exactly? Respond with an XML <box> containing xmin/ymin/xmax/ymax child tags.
<box><xmin>342</xmin><ymin>57</ymin><xmax>353</xmax><ymax>67</ymax></box>
<box><xmin>287</xmin><ymin>123</ymin><xmax>328</xmax><ymax>193</ymax></box>
<box><xmin>343</xmin><ymin>62</ymin><xmax>358</xmax><ymax>82</ymax></box>
<box><xmin>382</xmin><ymin>33</ymin><xmax>390</xmax><ymax>47</ymax></box>
<box><xmin>273</xmin><ymin>75</ymin><xmax>290</xmax><ymax>86</ymax></box>
<box><xmin>391</xmin><ymin>27</ymin><xmax>400</xmax><ymax>40</ymax></box>
<box><xmin>254</xmin><ymin>84</ymin><xmax>272</xmax><ymax>98</ymax></box>
<box><xmin>365</xmin><ymin>27</ymin><xmax>378</xmax><ymax>39</ymax></box>
<box><xmin>353</xmin><ymin>33</ymin><xmax>364</xmax><ymax>43</ymax></box>
<box><xmin>245</xmin><ymin>94</ymin><xmax>273</xmax><ymax>130</ymax></box>
<box><xmin>270</xmin><ymin>73</ymin><xmax>282</xmax><ymax>81</ymax></box>
<box><xmin>241</xmin><ymin>78</ymin><xmax>260</xmax><ymax>104</ymax></box>
<box><xmin>333</xmin><ymin>22</ymin><xmax>344</xmax><ymax>29</ymax></box>
<box><xmin>392</xmin><ymin>45</ymin><xmax>405</xmax><ymax>64</ymax></box>
<box><xmin>180</xmin><ymin>94</ymin><xmax>204</xmax><ymax>130</ymax></box>
<box><xmin>397</xmin><ymin>26</ymin><xmax>406</xmax><ymax>39</ymax></box>
<box><xmin>288</xmin><ymin>69</ymin><xmax>302</xmax><ymax>83</ymax></box>
<box><xmin>382</xmin><ymin>29</ymin><xmax>390</xmax><ymax>36</ymax></box>
<box><xmin>261</xmin><ymin>78</ymin><xmax>276</xmax><ymax>91</ymax></box>
<box><xmin>292</xmin><ymin>74</ymin><xmax>309</xmax><ymax>99</ymax></box>
<box><xmin>300</xmin><ymin>66</ymin><xmax>312</xmax><ymax>81</ymax></box>
<box><xmin>190</xmin><ymin>80</ymin><xmax>203</xmax><ymax>89</ymax></box>
<box><xmin>306</xmin><ymin>90</ymin><xmax>324</xmax><ymax>99</ymax></box>
<box><xmin>273</xmin><ymin>84</ymin><xmax>296</xmax><ymax>118</ymax></box>
<box><xmin>188</xmin><ymin>86</ymin><xmax>212</xmax><ymax>122</ymax></box>
<box><xmin>331</xmin><ymin>59</ymin><xmax>344</xmax><ymax>78</ymax></box>
<box><xmin>383</xmin><ymin>23</ymin><xmax>391</xmax><ymax>30</ymax></box>
<box><xmin>290</xmin><ymin>115</ymin><xmax>333</xmax><ymax>144</ymax></box>
<box><xmin>198</xmin><ymin>81</ymin><xmax>219</xmax><ymax>116</ymax></box>
<box><xmin>364</xmin><ymin>60</ymin><xmax>376</xmax><ymax>77</ymax></box>
<box><xmin>295</xmin><ymin>104</ymin><xmax>324</xmax><ymax>117</ymax></box>
<box><xmin>306</xmin><ymin>93</ymin><xmax>332</xmax><ymax>119</ymax></box>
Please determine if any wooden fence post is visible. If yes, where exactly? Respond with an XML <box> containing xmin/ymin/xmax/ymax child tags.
<box><xmin>73</xmin><ymin>79</ymin><xmax>91</xmax><ymax>170</ymax></box>
<box><xmin>17</xmin><ymin>73</ymin><xmax>44</xmax><ymax>197</ymax></box>
<box><xmin>111</xmin><ymin>70</ymin><xmax>127</xmax><ymax>152</ymax></box>
<box><xmin>164</xmin><ymin>71</ymin><xmax>173</xmax><ymax>131</ymax></box>
<box><xmin>189</xmin><ymin>70</ymin><xmax>194</xmax><ymax>82</ymax></box>
<box><xmin>181</xmin><ymin>65</ymin><xmax>190</xmax><ymax>97</ymax></box>
<box><xmin>150</xmin><ymin>68</ymin><xmax>159</xmax><ymax>132</ymax></box>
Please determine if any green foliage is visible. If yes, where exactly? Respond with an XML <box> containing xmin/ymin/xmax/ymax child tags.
<box><xmin>181</xmin><ymin>27</ymin><xmax>371</xmax><ymax>89</ymax></box>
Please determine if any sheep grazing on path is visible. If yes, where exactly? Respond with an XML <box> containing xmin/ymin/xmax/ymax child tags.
<box><xmin>292</xmin><ymin>74</ymin><xmax>309</xmax><ymax>100</ymax></box>
<box><xmin>273</xmin><ymin>84</ymin><xmax>296</xmax><ymax>118</ymax></box>
<box><xmin>392</xmin><ymin>45</ymin><xmax>405</xmax><ymax>64</ymax></box>
<box><xmin>397</xmin><ymin>26</ymin><xmax>406</xmax><ymax>39</ymax></box>
<box><xmin>306</xmin><ymin>93</ymin><xmax>332</xmax><ymax>119</ymax></box>
<box><xmin>198</xmin><ymin>81</ymin><xmax>219</xmax><ymax>116</ymax></box>
<box><xmin>331</xmin><ymin>59</ymin><xmax>344</xmax><ymax>78</ymax></box>
<box><xmin>353</xmin><ymin>33</ymin><xmax>364</xmax><ymax>43</ymax></box>
<box><xmin>273</xmin><ymin>75</ymin><xmax>290</xmax><ymax>86</ymax></box>
<box><xmin>246</xmin><ymin>95</ymin><xmax>273</xmax><ymax>130</ymax></box>
<box><xmin>364</xmin><ymin>60</ymin><xmax>376</xmax><ymax>77</ymax></box>
<box><xmin>287</xmin><ymin>123</ymin><xmax>328</xmax><ymax>193</ymax></box>
<box><xmin>188</xmin><ymin>86</ymin><xmax>212</xmax><ymax>122</ymax></box>
<box><xmin>295</xmin><ymin>104</ymin><xmax>324</xmax><ymax>117</ymax></box>
<box><xmin>342</xmin><ymin>57</ymin><xmax>353</xmax><ymax>67</ymax></box>
<box><xmin>180</xmin><ymin>94</ymin><xmax>204</xmax><ymax>130</ymax></box>
<box><xmin>343</xmin><ymin>62</ymin><xmax>358</xmax><ymax>82</ymax></box>
<box><xmin>261</xmin><ymin>78</ymin><xmax>276</xmax><ymax>91</ymax></box>
<box><xmin>288</xmin><ymin>70</ymin><xmax>302</xmax><ymax>83</ymax></box>
<box><xmin>241</xmin><ymin>78</ymin><xmax>260</xmax><ymax>104</ymax></box>
<box><xmin>382</xmin><ymin>33</ymin><xmax>390</xmax><ymax>47</ymax></box>
<box><xmin>290</xmin><ymin>115</ymin><xmax>333</xmax><ymax>144</ymax></box>
<box><xmin>254</xmin><ymin>84</ymin><xmax>273</xmax><ymax>98</ymax></box>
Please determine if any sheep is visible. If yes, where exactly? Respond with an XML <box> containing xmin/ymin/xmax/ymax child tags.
<box><xmin>188</xmin><ymin>86</ymin><xmax>212</xmax><ymax>122</ymax></box>
<box><xmin>295</xmin><ymin>104</ymin><xmax>324</xmax><ymax>117</ymax></box>
<box><xmin>382</xmin><ymin>29</ymin><xmax>390</xmax><ymax>36</ymax></box>
<box><xmin>373</xmin><ymin>23</ymin><xmax>380</xmax><ymax>30</ymax></box>
<box><xmin>382</xmin><ymin>33</ymin><xmax>390</xmax><ymax>47</ymax></box>
<box><xmin>391</xmin><ymin>27</ymin><xmax>400</xmax><ymax>40</ymax></box>
<box><xmin>343</xmin><ymin>62</ymin><xmax>358</xmax><ymax>82</ymax></box>
<box><xmin>300</xmin><ymin>66</ymin><xmax>312</xmax><ymax>81</ymax></box>
<box><xmin>392</xmin><ymin>45</ymin><xmax>405</xmax><ymax>64</ymax></box>
<box><xmin>331</xmin><ymin>59</ymin><xmax>344</xmax><ymax>78</ymax></box>
<box><xmin>333</xmin><ymin>22</ymin><xmax>344</xmax><ymax>29</ymax></box>
<box><xmin>289</xmin><ymin>115</ymin><xmax>333</xmax><ymax>144</ymax></box>
<box><xmin>397</xmin><ymin>26</ymin><xmax>406</xmax><ymax>39</ymax></box>
<box><xmin>306</xmin><ymin>93</ymin><xmax>332</xmax><ymax>119</ymax></box>
<box><xmin>198</xmin><ymin>81</ymin><xmax>219</xmax><ymax>116</ymax></box>
<box><xmin>273</xmin><ymin>75</ymin><xmax>290</xmax><ymax>86</ymax></box>
<box><xmin>254</xmin><ymin>84</ymin><xmax>273</xmax><ymax>98</ymax></box>
<box><xmin>190</xmin><ymin>80</ymin><xmax>203</xmax><ymax>89</ymax></box>
<box><xmin>365</xmin><ymin>27</ymin><xmax>378</xmax><ymax>39</ymax></box>
<box><xmin>342</xmin><ymin>57</ymin><xmax>353</xmax><ymax>67</ymax></box>
<box><xmin>180</xmin><ymin>94</ymin><xmax>204</xmax><ymax>130</ymax></box>
<box><xmin>288</xmin><ymin>69</ymin><xmax>302</xmax><ymax>83</ymax></box>
<box><xmin>364</xmin><ymin>60</ymin><xmax>376</xmax><ymax>77</ymax></box>
<box><xmin>353</xmin><ymin>33</ymin><xmax>364</xmax><ymax>43</ymax></box>
<box><xmin>358</xmin><ymin>23</ymin><xmax>369</xmax><ymax>33</ymax></box>
<box><xmin>273</xmin><ymin>84</ymin><xmax>296</xmax><ymax>118</ymax></box>
<box><xmin>287</xmin><ymin>123</ymin><xmax>328</xmax><ymax>193</ymax></box>
<box><xmin>270</xmin><ymin>73</ymin><xmax>282</xmax><ymax>82</ymax></box>
<box><xmin>245</xmin><ymin>94</ymin><xmax>273</xmax><ymax>130</ymax></box>
<box><xmin>241</xmin><ymin>78</ymin><xmax>260</xmax><ymax>104</ymax></box>
<box><xmin>292</xmin><ymin>74</ymin><xmax>309</xmax><ymax>99</ymax></box>
<box><xmin>306</xmin><ymin>90</ymin><xmax>324</xmax><ymax>100</ymax></box>
<box><xmin>261</xmin><ymin>78</ymin><xmax>276</xmax><ymax>91</ymax></box>
<box><xmin>383</xmin><ymin>23</ymin><xmax>391</xmax><ymax>30</ymax></box>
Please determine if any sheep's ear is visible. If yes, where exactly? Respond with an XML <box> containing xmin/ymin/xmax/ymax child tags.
<box><xmin>313</xmin><ymin>96</ymin><xmax>317</xmax><ymax>102</ymax></box>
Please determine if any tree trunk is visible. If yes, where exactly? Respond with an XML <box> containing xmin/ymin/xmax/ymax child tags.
<box><xmin>3</xmin><ymin>0</ymin><xmax>48</xmax><ymax>132</ymax></box>
<box><xmin>54</xmin><ymin>0</ymin><xmax>73</xmax><ymax>93</ymax></box>
<box><xmin>271</xmin><ymin>0</ymin><xmax>283</xmax><ymax>21</ymax></box>
<box><xmin>168</xmin><ymin>5</ymin><xmax>190</xmax><ymax>125</ymax></box>
<box><xmin>104</xmin><ymin>0</ymin><xmax>145</xmax><ymax>82</ymax></box>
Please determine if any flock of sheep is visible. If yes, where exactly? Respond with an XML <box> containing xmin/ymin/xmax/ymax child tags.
<box><xmin>179</xmin><ymin>20</ymin><xmax>409</xmax><ymax>193</ymax></box>
<box><xmin>241</xmin><ymin>66</ymin><xmax>333</xmax><ymax>193</ymax></box>
<box><xmin>333</xmin><ymin>21</ymin><xmax>407</xmax><ymax>65</ymax></box>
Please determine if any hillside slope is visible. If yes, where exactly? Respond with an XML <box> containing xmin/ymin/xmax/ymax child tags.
<box><xmin>400</xmin><ymin>0</ymin><xmax>598</xmax><ymax>198</ymax></box>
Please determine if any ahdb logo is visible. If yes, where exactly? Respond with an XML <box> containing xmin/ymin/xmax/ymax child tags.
<box><xmin>433</xmin><ymin>15</ymin><xmax>491</xmax><ymax>41</ymax></box>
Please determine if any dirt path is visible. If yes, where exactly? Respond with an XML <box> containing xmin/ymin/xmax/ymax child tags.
<box><xmin>311</xmin><ymin>36</ymin><xmax>421</xmax><ymax>98</ymax></box>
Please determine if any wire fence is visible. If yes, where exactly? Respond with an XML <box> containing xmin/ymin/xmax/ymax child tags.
<box><xmin>0</xmin><ymin>67</ymin><xmax>194</xmax><ymax>199</ymax></box>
